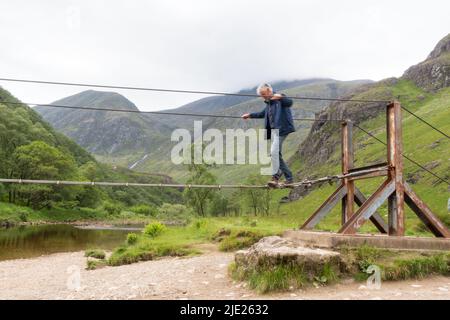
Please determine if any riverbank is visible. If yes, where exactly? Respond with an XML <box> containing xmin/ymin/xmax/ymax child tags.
<box><xmin>0</xmin><ymin>250</ymin><xmax>449</xmax><ymax>300</ymax></box>
<box><xmin>0</xmin><ymin>201</ymin><xmax>157</xmax><ymax>228</ymax></box>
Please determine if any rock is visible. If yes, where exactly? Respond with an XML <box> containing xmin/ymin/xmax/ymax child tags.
<box><xmin>403</xmin><ymin>34</ymin><xmax>450</xmax><ymax>91</ymax></box>
<box><xmin>235</xmin><ymin>236</ymin><xmax>341</xmax><ymax>276</ymax></box>
<box><xmin>424</xmin><ymin>160</ymin><xmax>441</xmax><ymax>170</ymax></box>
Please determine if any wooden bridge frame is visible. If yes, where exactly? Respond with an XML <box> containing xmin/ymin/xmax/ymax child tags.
<box><xmin>300</xmin><ymin>101</ymin><xmax>450</xmax><ymax>238</ymax></box>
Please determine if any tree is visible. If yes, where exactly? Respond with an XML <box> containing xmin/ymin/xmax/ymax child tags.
<box><xmin>12</xmin><ymin>141</ymin><xmax>78</xmax><ymax>208</ymax></box>
<box><xmin>242</xmin><ymin>174</ymin><xmax>272</xmax><ymax>216</ymax></box>
<box><xmin>183</xmin><ymin>162</ymin><xmax>218</xmax><ymax>216</ymax></box>
<box><xmin>209</xmin><ymin>195</ymin><xmax>229</xmax><ymax>216</ymax></box>
<box><xmin>182</xmin><ymin>144</ymin><xmax>219</xmax><ymax>216</ymax></box>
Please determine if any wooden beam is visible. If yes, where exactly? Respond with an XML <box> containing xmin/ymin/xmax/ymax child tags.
<box><xmin>386</xmin><ymin>101</ymin><xmax>405</xmax><ymax>236</ymax></box>
<box><xmin>341</xmin><ymin>121</ymin><xmax>355</xmax><ymax>225</ymax></box>
<box><xmin>300</xmin><ymin>184</ymin><xmax>347</xmax><ymax>230</ymax></box>
<box><xmin>354</xmin><ymin>187</ymin><xmax>388</xmax><ymax>234</ymax></box>
<box><xmin>339</xmin><ymin>179</ymin><xmax>395</xmax><ymax>234</ymax></box>
<box><xmin>404</xmin><ymin>182</ymin><xmax>450</xmax><ymax>238</ymax></box>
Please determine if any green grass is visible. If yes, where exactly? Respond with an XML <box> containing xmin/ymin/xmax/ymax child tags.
<box><xmin>231</xmin><ymin>245</ymin><xmax>449</xmax><ymax>293</ymax></box>
<box><xmin>217</xmin><ymin>229</ymin><xmax>266</xmax><ymax>252</ymax></box>
<box><xmin>282</xmin><ymin>80</ymin><xmax>450</xmax><ymax>234</ymax></box>
<box><xmin>84</xmin><ymin>249</ymin><xmax>106</xmax><ymax>260</ymax></box>
<box><xmin>229</xmin><ymin>261</ymin><xmax>340</xmax><ymax>293</ymax></box>
<box><xmin>382</xmin><ymin>253</ymin><xmax>449</xmax><ymax>280</ymax></box>
<box><xmin>86</xmin><ymin>259</ymin><xmax>107</xmax><ymax>270</ymax></box>
<box><xmin>108</xmin><ymin>239</ymin><xmax>197</xmax><ymax>266</ymax></box>
<box><xmin>107</xmin><ymin>217</ymin><xmax>285</xmax><ymax>267</ymax></box>
<box><xmin>341</xmin><ymin>245</ymin><xmax>450</xmax><ymax>282</ymax></box>
<box><xmin>0</xmin><ymin>201</ymin><xmax>164</xmax><ymax>227</ymax></box>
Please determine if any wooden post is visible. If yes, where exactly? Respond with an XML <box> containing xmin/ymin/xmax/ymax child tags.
<box><xmin>386</xmin><ymin>101</ymin><xmax>405</xmax><ymax>236</ymax></box>
<box><xmin>341</xmin><ymin>120</ymin><xmax>355</xmax><ymax>225</ymax></box>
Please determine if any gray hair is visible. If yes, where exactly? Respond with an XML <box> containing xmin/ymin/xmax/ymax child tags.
<box><xmin>256</xmin><ymin>83</ymin><xmax>273</xmax><ymax>95</ymax></box>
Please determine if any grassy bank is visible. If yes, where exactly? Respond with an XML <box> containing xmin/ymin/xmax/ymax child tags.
<box><xmin>103</xmin><ymin>218</ymin><xmax>281</xmax><ymax>267</ymax></box>
<box><xmin>230</xmin><ymin>245</ymin><xmax>450</xmax><ymax>293</ymax></box>
<box><xmin>0</xmin><ymin>201</ymin><xmax>161</xmax><ymax>227</ymax></box>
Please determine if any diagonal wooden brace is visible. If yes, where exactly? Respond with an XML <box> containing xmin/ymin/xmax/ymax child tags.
<box><xmin>339</xmin><ymin>180</ymin><xmax>395</xmax><ymax>234</ymax></box>
<box><xmin>354</xmin><ymin>187</ymin><xmax>388</xmax><ymax>233</ymax></box>
<box><xmin>300</xmin><ymin>184</ymin><xmax>347</xmax><ymax>229</ymax></box>
<box><xmin>404</xmin><ymin>182</ymin><xmax>450</xmax><ymax>238</ymax></box>
<box><xmin>300</xmin><ymin>184</ymin><xmax>389</xmax><ymax>232</ymax></box>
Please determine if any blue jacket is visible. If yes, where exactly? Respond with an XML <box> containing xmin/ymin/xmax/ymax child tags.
<box><xmin>249</xmin><ymin>93</ymin><xmax>295</xmax><ymax>139</ymax></box>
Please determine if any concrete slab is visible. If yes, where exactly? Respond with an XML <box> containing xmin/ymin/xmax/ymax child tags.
<box><xmin>283</xmin><ymin>230</ymin><xmax>450</xmax><ymax>251</ymax></box>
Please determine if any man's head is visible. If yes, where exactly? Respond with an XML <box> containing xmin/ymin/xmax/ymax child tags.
<box><xmin>256</xmin><ymin>83</ymin><xmax>273</xmax><ymax>100</ymax></box>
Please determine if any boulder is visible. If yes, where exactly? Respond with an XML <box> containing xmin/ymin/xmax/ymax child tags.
<box><xmin>235</xmin><ymin>236</ymin><xmax>341</xmax><ymax>275</ymax></box>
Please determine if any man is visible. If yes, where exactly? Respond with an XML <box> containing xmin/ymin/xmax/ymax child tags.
<box><xmin>242</xmin><ymin>83</ymin><xmax>295</xmax><ymax>187</ymax></box>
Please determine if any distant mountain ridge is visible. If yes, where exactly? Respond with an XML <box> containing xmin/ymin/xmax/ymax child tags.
<box><xmin>34</xmin><ymin>78</ymin><xmax>373</xmax><ymax>182</ymax></box>
<box><xmin>35</xmin><ymin>90</ymin><xmax>172</xmax><ymax>156</ymax></box>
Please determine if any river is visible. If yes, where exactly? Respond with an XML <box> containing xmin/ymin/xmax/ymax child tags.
<box><xmin>0</xmin><ymin>224</ymin><xmax>138</xmax><ymax>261</ymax></box>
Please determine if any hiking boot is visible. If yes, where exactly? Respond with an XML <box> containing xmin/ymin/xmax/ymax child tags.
<box><xmin>267</xmin><ymin>176</ymin><xmax>279</xmax><ymax>188</ymax></box>
<box><xmin>285</xmin><ymin>179</ymin><xmax>294</xmax><ymax>185</ymax></box>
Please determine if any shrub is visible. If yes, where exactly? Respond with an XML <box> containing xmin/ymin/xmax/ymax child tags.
<box><xmin>130</xmin><ymin>204</ymin><xmax>157</xmax><ymax>216</ymax></box>
<box><xmin>102</xmin><ymin>201</ymin><xmax>123</xmax><ymax>215</ymax></box>
<box><xmin>84</xmin><ymin>249</ymin><xmax>106</xmax><ymax>260</ymax></box>
<box><xmin>127</xmin><ymin>233</ymin><xmax>138</xmax><ymax>245</ymax></box>
<box><xmin>218</xmin><ymin>230</ymin><xmax>264</xmax><ymax>252</ymax></box>
<box><xmin>157</xmin><ymin>203</ymin><xmax>193</xmax><ymax>224</ymax></box>
<box><xmin>108</xmin><ymin>244</ymin><xmax>195</xmax><ymax>266</ymax></box>
<box><xmin>58</xmin><ymin>201</ymin><xmax>80</xmax><ymax>210</ymax></box>
<box><xmin>142</xmin><ymin>221</ymin><xmax>166</xmax><ymax>238</ymax></box>
<box><xmin>193</xmin><ymin>219</ymin><xmax>208</xmax><ymax>230</ymax></box>
<box><xmin>86</xmin><ymin>259</ymin><xmax>106</xmax><ymax>270</ymax></box>
<box><xmin>18</xmin><ymin>211</ymin><xmax>28</xmax><ymax>222</ymax></box>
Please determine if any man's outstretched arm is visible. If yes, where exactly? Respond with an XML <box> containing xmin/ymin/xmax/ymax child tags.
<box><xmin>242</xmin><ymin>108</ymin><xmax>266</xmax><ymax>119</ymax></box>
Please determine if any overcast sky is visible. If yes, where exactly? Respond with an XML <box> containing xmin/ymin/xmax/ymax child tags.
<box><xmin>0</xmin><ymin>0</ymin><xmax>449</xmax><ymax>111</ymax></box>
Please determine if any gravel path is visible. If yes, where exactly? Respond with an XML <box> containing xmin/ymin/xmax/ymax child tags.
<box><xmin>0</xmin><ymin>251</ymin><xmax>449</xmax><ymax>300</ymax></box>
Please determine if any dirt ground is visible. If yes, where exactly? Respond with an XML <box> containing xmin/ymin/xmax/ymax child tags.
<box><xmin>0</xmin><ymin>250</ymin><xmax>449</xmax><ymax>300</ymax></box>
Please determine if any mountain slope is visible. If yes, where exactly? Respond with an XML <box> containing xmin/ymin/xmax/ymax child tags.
<box><xmin>35</xmin><ymin>79</ymin><xmax>371</xmax><ymax>182</ymax></box>
<box><xmin>139</xmin><ymin>79</ymin><xmax>373</xmax><ymax>182</ymax></box>
<box><xmin>282</xmin><ymin>33</ymin><xmax>450</xmax><ymax>233</ymax></box>
<box><xmin>403</xmin><ymin>33</ymin><xmax>450</xmax><ymax>91</ymax></box>
<box><xmin>35</xmin><ymin>90</ymin><xmax>173</xmax><ymax>156</ymax></box>
<box><xmin>151</xmin><ymin>78</ymin><xmax>338</xmax><ymax>129</ymax></box>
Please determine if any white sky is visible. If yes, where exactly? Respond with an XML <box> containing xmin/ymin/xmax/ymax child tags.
<box><xmin>0</xmin><ymin>0</ymin><xmax>449</xmax><ymax>111</ymax></box>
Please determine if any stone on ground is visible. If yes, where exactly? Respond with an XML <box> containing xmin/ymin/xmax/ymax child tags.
<box><xmin>235</xmin><ymin>236</ymin><xmax>341</xmax><ymax>274</ymax></box>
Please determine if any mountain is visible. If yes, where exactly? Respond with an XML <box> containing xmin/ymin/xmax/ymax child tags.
<box><xmin>293</xmin><ymin>33</ymin><xmax>450</xmax><ymax>175</ymax></box>
<box><xmin>35</xmin><ymin>79</ymin><xmax>372</xmax><ymax>182</ymax></box>
<box><xmin>151</xmin><ymin>78</ymin><xmax>338</xmax><ymax>129</ymax></box>
<box><xmin>142</xmin><ymin>79</ymin><xmax>373</xmax><ymax>182</ymax></box>
<box><xmin>284</xmin><ymin>33</ymin><xmax>450</xmax><ymax>230</ymax></box>
<box><xmin>0</xmin><ymin>87</ymin><xmax>182</xmax><ymax>212</ymax></box>
<box><xmin>403</xmin><ymin>33</ymin><xmax>450</xmax><ymax>91</ymax></box>
<box><xmin>35</xmin><ymin>90</ymin><xmax>173</xmax><ymax>157</ymax></box>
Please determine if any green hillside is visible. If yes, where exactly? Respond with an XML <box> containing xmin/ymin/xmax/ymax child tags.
<box><xmin>137</xmin><ymin>79</ymin><xmax>372</xmax><ymax>182</ymax></box>
<box><xmin>34</xmin><ymin>79</ymin><xmax>371</xmax><ymax>182</ymax></box>
<box><xmin>0</xmin><ymin>87</ymin><xmax>182</xmax><ymax>225</ymax></box>
<box><xmin>281</xmin><ymin>81</ymin><xmax>450</xmax><ymax>234</ymax></box>
<box><xmin>35</xmin><ymin>90</ymin><xmax>172</xmax><ymax>158</ymax></box>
